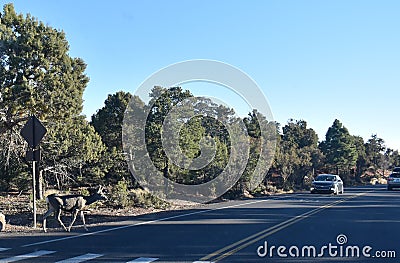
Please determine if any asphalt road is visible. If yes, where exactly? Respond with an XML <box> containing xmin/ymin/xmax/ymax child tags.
<box><xmin>0</xmin><ymin>185</ymin><xmax>399</xmax><ymax>262</ymax></box>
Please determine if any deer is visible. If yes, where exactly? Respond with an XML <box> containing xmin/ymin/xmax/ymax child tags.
<box><xmin>42</xmin><ymin>186</ymin><xmax>107</xmax><ymax>233</ymax></box>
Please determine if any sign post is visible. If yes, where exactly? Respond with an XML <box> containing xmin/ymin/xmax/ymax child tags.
<box><xmin>32</xmin><ymin>161</ymin><xmax>37</xmax><ymax>227</ymax></box>
<box><xmin>20</xmin><ymin>115</ymin><xmax>47</xmax><ymax>228</ymax></box>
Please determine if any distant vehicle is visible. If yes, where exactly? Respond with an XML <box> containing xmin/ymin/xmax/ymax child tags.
<box><xmin>392</xmin><ymin>167</ymin><xmax>400</xmax><ymax>173</ymax></box>
<box><xmin>310</xmin><ymin>174</ymin><xmax>344</xmax><ymax>195</ymax></box>
<box><xmin>387</xmin><ymin>169</ymin><xmax>400</xmax><ymax>190</ymax></box>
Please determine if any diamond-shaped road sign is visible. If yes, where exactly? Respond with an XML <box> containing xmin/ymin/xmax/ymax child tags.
<box><xmin>20</xmin><ymin>115</ymin><xmax>47</xmax><ymax>148</ymax></box>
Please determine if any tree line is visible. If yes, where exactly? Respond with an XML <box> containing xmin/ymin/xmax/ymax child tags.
<box><xmin>1</xmin><ymin>4</ymin><xmax>399</xmax><ymax>202</ymax></box>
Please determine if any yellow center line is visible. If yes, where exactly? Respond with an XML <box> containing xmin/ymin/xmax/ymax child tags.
<box><xmin>201</xmin><ymin>191</ymin><xmax>369</xmax><ymax>262</ymax></box>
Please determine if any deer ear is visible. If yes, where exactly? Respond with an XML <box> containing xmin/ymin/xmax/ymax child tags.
<box><xmin>98</xmin><ymin>185</ymin><xmax>103</xmax><ymax>192</ymax></box>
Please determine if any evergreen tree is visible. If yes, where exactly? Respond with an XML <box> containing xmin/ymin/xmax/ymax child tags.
<box><xmin>0</xmin><ymin>4</ymin><xmax>104</xmax><ymax>192</ymax></box>
<box><xmin>352</xmin><ymin>135</ymin><xmax>367</xmax><ymax>182</ymax></box>
<box><xmin>319</xmin><ymin>119</ymin><xmax>357</xmax><ymax>176</ymax></box>
<box><xmin>365</xmin><ymin>134</ymin><xmax>385</xmax><ymax>170</ymax></box>
<box><xmin>276</xmin><ymin>119</ymin><xmax>320</xmax><ymax>188</ymax></box>
<box><xmin>91</xmin><ymin>91</ymin><xmax>145</xmax><ymax>184</ymax></box>
<box><xmin>91</xmin><ymin>91</ymin><xmax>134</xmax><ymax>149</ymax></box>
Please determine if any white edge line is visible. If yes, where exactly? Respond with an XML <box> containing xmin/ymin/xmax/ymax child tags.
<box><xmin>23</xmin><ymin>191</ymin><xmax>370</xmax><ymax>248</ymax></box>
<box><xmin>22</xmin><ymin>196</ymin><xmax>294</xmax><ymax>248</ymax></box>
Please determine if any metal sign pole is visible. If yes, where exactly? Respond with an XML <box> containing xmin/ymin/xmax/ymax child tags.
<box><xmin>32</xmin><ymin>116</ymin><xmax>36</xmax><ymax>228</ymax></box>
<box><xmin>32</xmin><ymin>160</ymin><xmax>37</xmax><ymax>228</ymax></box>
<box><xmin>20</xmin><ymin>115</ymin><xmax>47</xmax><ymax>229</ymax></box>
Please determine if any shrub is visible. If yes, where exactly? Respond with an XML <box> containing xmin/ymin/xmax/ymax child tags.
<box><xmin>109</xmin><ymin>180</ymin><xmax>132</xmax><ymax>208</ymax></box>
<box><xmin>131</xmin><ymin>188</ymin><xmax>169</xmax><ymax>209</ymax></box>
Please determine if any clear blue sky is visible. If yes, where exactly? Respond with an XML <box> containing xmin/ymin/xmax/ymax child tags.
<box><xmin>7</xmin><ymin>0</ymin><xmax>400</xmax><ymax>150</ymax></box>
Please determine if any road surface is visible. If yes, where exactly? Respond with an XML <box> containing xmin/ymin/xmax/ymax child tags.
<box><xmin>0</xmin><ymin>185</ymin><xmax>399</xmax><ymax>262</ymax></box>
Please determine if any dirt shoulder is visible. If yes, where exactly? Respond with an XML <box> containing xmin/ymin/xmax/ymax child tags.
<box><xmin>0</xmin><ymin>187</ymin><xmax>308</xmax><ymax>234</ymax></box>
<box><xmin>0</xmin><ymin>193</ymin><xmax>203</xmax><ymax>234</ymax></box>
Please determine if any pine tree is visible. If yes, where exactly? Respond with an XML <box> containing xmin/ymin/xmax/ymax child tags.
<box><xmin>320</xmin><ymin>119</ymin><xmax>357</xmax><ymax>176</ymax></box>
<box><xmin>0</xmin><ymin>4</ymin><xmax>104</xmax><ymax>193</ymax></box>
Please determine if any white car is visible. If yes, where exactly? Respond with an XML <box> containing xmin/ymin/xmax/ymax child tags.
<box><xmin>387</xmin><ymin>170</ymin><xmax>400</xmax><ymax>190</ymax></box>
<box><xmin>310</xmin><ymin>174</ymin><xmax>344</xmax><ymax>195</ymax></box>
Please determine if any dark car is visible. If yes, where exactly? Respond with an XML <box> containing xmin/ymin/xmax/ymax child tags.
<box><xmin>387</xmin><ymin>172</ymin><xmax>400</xmax><ymax>190</ymax></box>
<box><xmin>310</xmin><ymin>174</ymin><xmax>344</xmax><ymax>195</ymax></box>
<box><xmin>392</xmin><ymin>167</ymin><xmax>400</xmax><ymax>173</ymax></box>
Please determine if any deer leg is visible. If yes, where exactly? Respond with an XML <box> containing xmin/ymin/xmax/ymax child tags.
<box><xmin>68</xmin><ymin>210</ymin><xmax>79</xmax><ymax>232</ymax></box>
<box><xmin>55</xmin><ymin>209</ymin><xmax>68</xmax><ymax>232</ymax></box>
<box><xmin>80</xmin><ymin>211</ymin><xmax>88</xmax><ymax>231</ymax></box>
<box><xmin>42</xmin><ymin>207</ymin><xmax>54</xmax><ymax>233</ymax></box>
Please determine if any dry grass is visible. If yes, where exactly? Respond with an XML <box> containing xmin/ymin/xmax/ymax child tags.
<box><xmin>0</xmin><ymin>192</ymin><xmax>200</xmax><ymax>233</ymax></box>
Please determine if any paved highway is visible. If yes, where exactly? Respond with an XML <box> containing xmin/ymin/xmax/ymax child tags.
<box><xmin>0</xmin><ymin>185</ymin><xmax>399</xmax><ymax>262</ymax></box>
